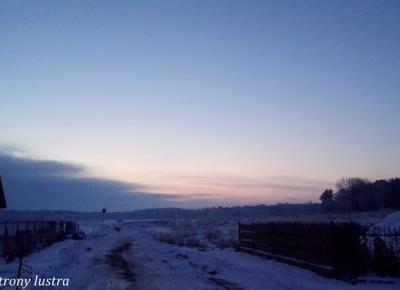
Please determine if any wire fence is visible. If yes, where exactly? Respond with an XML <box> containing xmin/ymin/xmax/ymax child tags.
<box><xmin>362</xmin><ymin>226</ymin><xmax>400</xmax><ymax>277</ymax></box>
<box><xmin>0</xmin><ymin>221</ymin><xmax>76</xmax><ymax>261</ymax></box>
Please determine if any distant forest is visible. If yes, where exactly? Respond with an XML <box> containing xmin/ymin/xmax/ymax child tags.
<box><xmin>0</xmin><ymin>203</ymin><xmax>320</xmax><ymax>221</ymax></box>
<box><xmin>1</xmin><ymin>177</ymin><xmax>399</xmax><ymax>221</ymax></box>
<box><xmin>320</xmin><ymin>177</ymin><xmax>400</xmax><ymax>213</ymax></box>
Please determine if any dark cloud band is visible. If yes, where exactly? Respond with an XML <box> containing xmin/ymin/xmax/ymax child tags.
<box><xmin>0</xmin><ymin>151</ymin><xmax>180</xmax><ymax>211</ymax></box>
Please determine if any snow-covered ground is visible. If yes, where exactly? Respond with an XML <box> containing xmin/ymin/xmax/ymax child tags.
<box><xmin>371</xmin><ymin>211</ymin><xmax>400</xmax><ymax>230</ymax></box>
<box><xmin>143</xmin><ymin>219</ymin><xmax>237</xmax><ymax>250</ymax></box>
<box><xmin>0</xmin><ymin>218</ymin><xmax>399</xmax><ymax>290</ymax></box>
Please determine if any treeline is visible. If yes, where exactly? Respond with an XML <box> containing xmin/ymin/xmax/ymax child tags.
<box><xmin>120</xmin><ymin>203</ymin><xmax>320</xmax><ymax>220</ymax></box>
<box><xmin>0</xmin><ymin>203</ymin><xmax>320</xmax><ymax>221</ymax></box>
<box><xmin>320</xmin><ymin>177</ymin><xmax>400</xmax><ymax>212</ymax></box>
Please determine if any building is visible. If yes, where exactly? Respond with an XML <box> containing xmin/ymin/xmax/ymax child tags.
<box><xmin>0</xmin><ymin>176</ymin><xmax>6</xmax><ymax>209</ymax></box>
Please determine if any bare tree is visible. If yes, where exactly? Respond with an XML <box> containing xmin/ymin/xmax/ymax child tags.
<box><xmin>335</xmin><ymin>177</ymin><xmax>370</xmax><ymax>192</ymax></box>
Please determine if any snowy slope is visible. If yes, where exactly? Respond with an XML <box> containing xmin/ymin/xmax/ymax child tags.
<box><xmin>0</xmin><ymin>219</ymin><xmax>398</xmax><ymax>290</ymax></box>
<box><xmin>373</xmin><ymin>211</ymin><xmax>400</xmax><ymax>229</ymax></box>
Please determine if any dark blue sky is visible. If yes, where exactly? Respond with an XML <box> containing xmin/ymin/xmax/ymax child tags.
<box><xmin>0</xmin><ymin>1</ymin><xmax>399</xmax><ymax>209</ymax></box>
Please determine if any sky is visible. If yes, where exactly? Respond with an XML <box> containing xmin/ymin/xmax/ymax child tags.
<box><xmin>0</xmin><ymin>0</ymin><xmax>399</xmax><ymax>210</ymax></box>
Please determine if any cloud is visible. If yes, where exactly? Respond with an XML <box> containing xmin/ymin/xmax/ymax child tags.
<box><xmin>0</xmin><ymin>148</ymin><xmax>330</xmax><ymax>211</ymax></box>
<box><xmin>0</xmin><ymin>151</ymin><xmax>180</xmax><ymax>211</ymax></box>
<box><xmin>173</xmin><ymin>175</ymin><xmax>332</xmax><ymax>194</ymax></box>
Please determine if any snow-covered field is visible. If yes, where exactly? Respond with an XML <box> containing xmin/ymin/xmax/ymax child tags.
<box><xmin>143</xmin><ymin>219</ymin><xmax>237</xmax><ymax>250</ymax></box>
<box><xmin>0</xmin><ymin>218</ymin><xmax>399</xmax><ymax>290</ymax></box>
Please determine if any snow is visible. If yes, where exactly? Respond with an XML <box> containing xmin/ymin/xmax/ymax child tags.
<box><xmin>373</xmin><ymin>211</ymin><xmax>400</xmax><ymax>229</ymax></box>
<box><xmin>0</xmin><ymin>219</ymin><xmax>398</xmax><ymax>289</ymax></box>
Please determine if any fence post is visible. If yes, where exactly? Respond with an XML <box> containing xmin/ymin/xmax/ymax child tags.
<box><xmin>2</xmin><ymin>221</ymin><xmax>7</xmax><ymax>257</ymax></box>
<box><xmin>16</xmin><ymin>257</ymin><xmax>23</xmax><ymax>290</ymax></box>
<box><xmin>329</xmin><ymin>222</ymin><xmax>337</xmax><ymax>277</ymax></box>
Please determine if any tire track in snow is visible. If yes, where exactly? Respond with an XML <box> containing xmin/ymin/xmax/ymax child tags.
<box><xmin>105</xmin><ymin>242</ymin><xmax>136</xmax><ymax>283</ymax></box>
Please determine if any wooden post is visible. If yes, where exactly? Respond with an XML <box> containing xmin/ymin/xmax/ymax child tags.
<box><xmin>3</xmin><ymin>221</ymin><xmax>7</xmax><ymax>257</ymax></box>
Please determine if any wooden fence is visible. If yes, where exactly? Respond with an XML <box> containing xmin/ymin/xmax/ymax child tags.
<box><xmin>0</xmin><ymin>221</ymin><xmax>76</xmax><ymax>261</ymax></box>
<box><xmin>238</xmin><ymin>222</ymin><xmax>400</xmax><ymax>281</ymax></box>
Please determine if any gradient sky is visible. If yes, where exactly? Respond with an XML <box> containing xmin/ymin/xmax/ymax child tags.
<box><xmin>1</xmin><ymin>0</ymin><xmax>400</xmax><ymax>210</ymax></box>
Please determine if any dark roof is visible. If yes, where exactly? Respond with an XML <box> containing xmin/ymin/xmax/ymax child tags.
<box><xmin>0</xmin><ymin>176</ymin><xmax>7</xmax><ymax>209</ymax></box>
